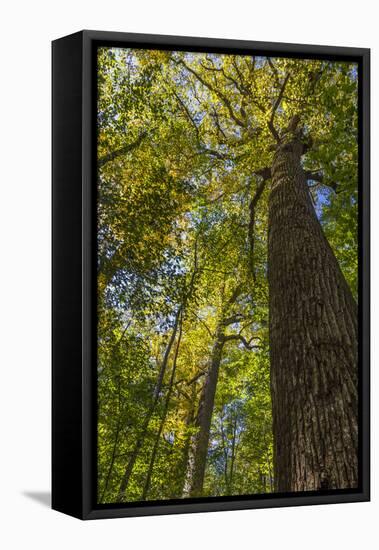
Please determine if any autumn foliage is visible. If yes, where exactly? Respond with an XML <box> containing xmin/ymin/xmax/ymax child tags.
<box><xmin>96</xmin><ymin>48</ymin><xmax>358</xmax><ymax>503</ymax></box>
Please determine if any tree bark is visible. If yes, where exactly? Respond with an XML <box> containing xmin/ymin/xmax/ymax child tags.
<box><xmin>99</xmin><ymin>417</ymin><xmax>121</xmax><ymax>502</ymax></box>
<box><xmin>177</xmin><ymin>383</ymin><xmax>197</xmax><ymax>497</ymax></box>
<box><xmin>118</xmin><ymin>246</ymin><xmax>199</xmax><ymax>501</ymax></box>
<box><xmin>182</xmin><ymin>324</ymin><xmax>225</xmax><ymax>497</ymax></box>
<box><xmin>141</xmin><ymin>312</ymin><xmax>184</xmax><ymax>500</ymax></box>
<box><xmin>118</xmin><ymin>307</ymin><xmax>182</xmax><ymax>500</ymax></box>
<box><xmin>268</xmin><ymin>139</ymin><xmax>358</xmax><ymax>492</ymax></box>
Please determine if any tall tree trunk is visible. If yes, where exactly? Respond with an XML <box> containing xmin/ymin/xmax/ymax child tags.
<box><xmin>268</xmin><ymin>139</ymin><xmax>358</xmax><ymax>492</ymax></box>
<box><xmin>100</xmin><ymin>417</ymin><xmax>121</xmax><ymax>502</ymax></box>
<box><xmin>118</xmin><ymin>307</ymin><xmax>182</xmax><ymax>500</ymax></box>
<box><xmin>99</xmin><ymin>329</ymin><xmax>128</xmax><ymax>502</ymax></box>
<box><xmin>228</xmin><ymin>415</ymin><xmax>238</xmax><ymax>494</ymax></box>
<box><xmin>182</xmin><ymin>325</ymin><xmax>225</xmax><ymax>497</ymax></box>
<box><xmin>177</xmin><ymin>383</ymin><xmax>197</xmax><ymax>497</ymax></box>
<box><xmin>118</xmin><ymin>245</ymin><xmax>199</xmax><ymax>501</ymax></box>
<box><xmin>141</xmin><ymin>312</ymin><xmax>183</xmax><ymax>500</ymax></box>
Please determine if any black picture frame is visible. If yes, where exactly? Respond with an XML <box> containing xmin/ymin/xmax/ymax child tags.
<box><xmin>52</xmin><ymin>30</ymin><xmax>370</xmax><ymax>520</ymax></box>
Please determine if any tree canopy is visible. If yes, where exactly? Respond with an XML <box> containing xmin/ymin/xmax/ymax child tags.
<box><xmin>96</xmin><ymin>47</ymin><xmax>358</xmax><ymax>502</ymax></box>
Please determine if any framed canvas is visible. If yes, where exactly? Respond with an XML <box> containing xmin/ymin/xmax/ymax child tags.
<box><xmin>52</xmin><ymin>30</ymin><xmax>370</xmax><ymax>520</ymax></box>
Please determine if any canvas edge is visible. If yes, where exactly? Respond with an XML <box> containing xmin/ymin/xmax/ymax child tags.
<box><xmin>52</xmin><ymin>30</ymin><xmax>370</xmax><ymax>520</ymax></box>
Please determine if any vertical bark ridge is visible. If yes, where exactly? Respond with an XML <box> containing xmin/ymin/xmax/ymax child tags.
<box><xmin>268</xmin><ymin>139</ymin><xmax>358</xmax><ymax>492</ymax></box>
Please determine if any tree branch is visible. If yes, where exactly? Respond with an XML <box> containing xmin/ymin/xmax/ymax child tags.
<box><xmin>266</xmin><ymin>57</ymin><xmax>280</xmax><ymax>88</ymax></box>
<box><xmin>200</xmin><ymin>60</ymin><xmax>249</xmax><ymax>97</ymax></box>
<box><xmin>305</xmin><ymin>170</ymin><xmax>338</xmax><ymax>193</ymax></box>
<box><xmin>170</xmin><ymin>87</ymin><xmax>200</xmax><ymax>141</ymax></box>
<box><xmin>192</xmin><ymin>311</ymin><xmax>214</xmax><ymax>339</ymax></box>
<box><xmin>223</xmin><ymin>334</ymin><xmax>260</xmax><ymax>350</ymax></box>
<box><xmin>267</xmin><ymin>73</ymin><xmax>291</xmax><ymax>143</ymax></box>
<box><xmin>248</xmin><ymin>171</ymin><xmax>270</xmax><ymax>281</ymax></box>
<box><xmin>187</xmin><ymin>371</ymin><xmax>206</xmax><ymax>386</ymax></box>
<box><xmin>178</xmin><ymin>59</ymin><xmax>247</xmax><ymax>128</ymax></box>
<box><xmin>98</xmin><ymin>131</ymin><xmax>147</xmax><ymax>168</ymax></box>
<box><xmin>222</xmin><ymin>313</ymin><xmax>247</xmax><ymax>327</ymax></box>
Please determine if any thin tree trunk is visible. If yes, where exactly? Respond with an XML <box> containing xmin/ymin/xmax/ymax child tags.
<box><xmin>219</xmin><ymin>414</ymin><xmax>229</xmax><ymax>491</ymax></box>
<box><xmin>99</xmin><ymin>330</ymin><xmax>129</xmax><ymax>502</ymax></box>
<box><xmin>118</xmin><ymin>243</ymin><xmax>199</xmax><ymax>501</ymax></box>
<box><xmin>261</xmin><ymin>415</ymin><xmax>274</xmax><ymax>492</ymax></box>
<box><xmin>118</xmin><ymin>307</ymin><xmax>182</xmax><ymax>500</ymax></box>
<box><xmin>99</xmin><ymin>417</ymin><xmax>121</xmax><ymax>502</ymax></box>
<box><xmin>141</xmin><ymin>313</ymin><xmax>184</xmax><ymax>500</ymax></box>
<box><xmin>182</xmin><ymin>284</ymin><xmax>244</xmax><ymax>498</ymax></box>
<box><xmin>268</xmin><ymin>138</ymin><xmax>358</xmax><ymax>492</ymax></box>
<box><xmin>177</xmin><ymin>383</ymin><xmax>197</xmax><ymax>497</ymax></box>
<box><xmin>182</xmin><ymin>324</ymin><xmax>225</xmax><ymax>497</ymax></box>
<box><xmin>229</xmin><ymin>415</ymin><xmax>238</xmax><ymax>493</ymax></box>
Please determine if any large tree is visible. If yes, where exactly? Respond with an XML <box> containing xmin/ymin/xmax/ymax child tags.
<box><xmin>96</xmin><ymin>48</ymin><xmax>358</xmax><ymax>501</ymax></box>
<box><xmin>268</xmin><ymin>125</ymin><xmax>357</xmax><ymax>491</ymax></box>
<box><xmin>172</xmin><ymin>54</ymin><xmax>358</xmax><ymax>492</ymax></box>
